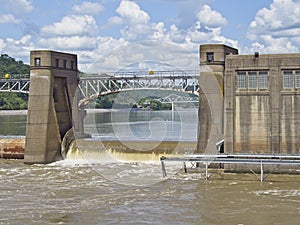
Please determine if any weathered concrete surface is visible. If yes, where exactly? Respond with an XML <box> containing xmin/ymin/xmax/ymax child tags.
<box><xmin>0</xmin><ymin>138</ymin><xmax>25</xmax><ymax>159</ymax></box>
<box><xmin>24</xmin><ymin>50</ymin><xmax>84</xmax><ymax>164</ymax></box>
<box><xmin>197</xmin><ymin>44</ymin><xmax>238</xmax><ymax>153</ymax></box>
<box><xmin>225</xmin><ymin>53</ymin><xmax>300</xmax><ymax>154</ymax></box>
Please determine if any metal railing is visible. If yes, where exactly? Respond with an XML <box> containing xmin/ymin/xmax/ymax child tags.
<box><xmin>160</xmin><ymin>154</ymin><xmax>300</xmax><ymax>182</ymax></box>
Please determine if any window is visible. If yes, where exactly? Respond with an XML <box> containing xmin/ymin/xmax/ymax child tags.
<box><xmin>237</xmin><ymin>72</ymin><xmax>246</xmax><ymax>89</ymax></box>
<box><xmin>282</xmin><ymin>70</ymin><xmax>300</xmax><ymax>89</ymax></box>
<box><xmin>71</xmin><ymin>61</ymin><xmax>74</xmax><ymax>70</ymax></box>
<box><xmin>259</xmin><ymin>71</ymin><xmax>268</xmax><ymax>89</ymax></box>
<box><xmin>248</xmin><ymin>72</ymin><xmax>257</xmax><ymax>89</ymax></box>
<box><xmin>283</xmin><ymin>71</ymin><xmax>293</xmax><ymax>89</ymax></box>
<box><xmin>63</xmin><ymin>59</ymin><xmax>67</xmax><ymax>69</ymax></box>
<box><xmin>34</xmin><ymin>58</ymin><xmax>41</xmax><ymax>66</ymax></box>
<box><xmin>296</xmin><ymin>71</ymin><xmax>300</xmax><ymax>88</ymax></box>
<box><xmin>206</xmin><ymin>52</ymin><xmax>214</xmax><ymax>62</ymax></box>
<box><xmin>236</xmin><ymin>71</ymin><xmax>269</xmax><ymax>90</ymax></box>
<box><xmin>55</xmin><ymin>58</ymin><xmax>59</xmax><ymax>68</ymax></box>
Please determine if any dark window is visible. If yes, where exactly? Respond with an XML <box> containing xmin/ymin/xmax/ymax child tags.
<box><xmin>34</xmin><ymin>58</ymin><xmax>41</xmax><ymax>66</ymax></box>
<box><xmin>71</xmin><ymin>61</ymin><xmax>74</xmax><ymax>70</ymax></box>
<box><xmin>206</xmin><ymin>52</ymin><xmax>214</xmax><ymax>62</ymax></box>
<box><xmin>63</xmin><ymin>60</ymin><xmax>67</xmax><ymax>69</ymax></box>
<box><xmin>55</xmin><ymin>58</ymin><xmax>59</xmax><ymax>68</ymax></box>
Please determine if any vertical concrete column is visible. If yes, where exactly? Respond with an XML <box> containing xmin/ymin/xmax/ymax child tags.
<box><xmin>24</xmin><ymin>50</ymin><xmax>83</xmax><ymax>164</ymax></box>
<box><xmin>224</xmin><ymin>65</ymin><xmax>235</xmax><ymax>153</ymax></box>
<box><xmin>269</xmin><ymin>67</ymin><xmax>281</xmax><ymax>153</ymax></box>
<box><xmin>197</xmin><ymin>44</ymin><xmax>238</xmax><ymax>153</ymax></box>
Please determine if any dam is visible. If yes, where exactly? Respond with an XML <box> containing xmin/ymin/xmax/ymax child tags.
<box><xmin>2</xmin><ymin>44</ymin><xmax>300</xmax><ymax>176</ymax></box>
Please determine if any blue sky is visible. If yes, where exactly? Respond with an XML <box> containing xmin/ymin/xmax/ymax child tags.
<box><xmin>0</xmin><ymin>0</ymin><xmax>299</xmax><ymax>72</ymax></box>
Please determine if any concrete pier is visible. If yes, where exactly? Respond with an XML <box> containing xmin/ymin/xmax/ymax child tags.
<box><xmin>24</xmin><ymin>50</ymin><xmax>84</xmax><ymax>164</ymax></box>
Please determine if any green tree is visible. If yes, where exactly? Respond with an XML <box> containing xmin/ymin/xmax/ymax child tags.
<box><xmin>0</xmin><ymin>93</ymin><xmax>28</xmax><ymax>110</ymax></box>
<box><xmin>0</xmin><ymin>54</ymin><xmax>30</xmax><ymax>110</ymax></box>
<box><xmin>0</xmin><ymin>54</ymin><xmax>29</xmax><ymax>76</ymax></box>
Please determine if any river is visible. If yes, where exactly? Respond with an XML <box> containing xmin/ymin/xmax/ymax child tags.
<box><xmin>0</xmin><ymin>110</ymin><xmax>300</xmax><ymax>224</ymax></box>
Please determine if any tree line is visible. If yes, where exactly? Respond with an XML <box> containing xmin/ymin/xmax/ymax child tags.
<box><xmin>0</xmin><ymin>54</ymin><xmax>29</xmax><ymax>110</ymax></box>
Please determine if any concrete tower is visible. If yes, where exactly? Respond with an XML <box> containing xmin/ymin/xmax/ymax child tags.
<box><xmin>197</xmin><ymin>44</ymin><xmax>238</xmax><ymax>153</ymax></box>
<box><xmin>24</xmin><ymin>50</ymin><xmax>84</xmax><ymax>164</ymax></box>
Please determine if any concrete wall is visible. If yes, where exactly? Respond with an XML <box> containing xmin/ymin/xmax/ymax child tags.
<box><xmin>197</xmin><ymin>44</ymin><xmax>238</xmax><ymax>153</ymax></box>
<box><xmin>24</xmin><ymin>50</ymin><xmax>83</xmax><ymax>164</ymax></box>
<box><xmin>225</xmin><ymin>53</ymin><xmax>300</xmax><ymax>154</ymax></box>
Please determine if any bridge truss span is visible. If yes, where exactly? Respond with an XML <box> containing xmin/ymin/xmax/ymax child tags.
<box><xmin>0</xmin><ymin>71</ymin><xmax>200</xmax><ymax>99</ymax></box>
<box><xmin>0</xmin><ymin>74</ymin><xmax>30</xmax><ymax>94</ymax></box>
<box><xmin>78</xmin><ymin>70</ymin><xmax>200</xmax><ymax>99</ymax></box>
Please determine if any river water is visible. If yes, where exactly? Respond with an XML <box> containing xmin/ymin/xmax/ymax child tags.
<box><xmin>1</xmin><ymin>110</ymin><xmax>300</xmax><ymax>224</ymax></box>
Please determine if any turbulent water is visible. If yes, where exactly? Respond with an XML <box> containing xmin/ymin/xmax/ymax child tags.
<box><xmin>1</xmin><ymin>158</ymin><xmax>300</xmax><ymax>225</ymax></box>
<box><xmin>1</xmin><ymin>111</ymin><xmax>300</xmax><ymax>224</ymax></box>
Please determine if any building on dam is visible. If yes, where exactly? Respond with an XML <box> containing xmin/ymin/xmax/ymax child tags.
<box><xmin>200</xmin><ymin>44</ymin><xmax>300</xmax><ymax>155</ymax></box>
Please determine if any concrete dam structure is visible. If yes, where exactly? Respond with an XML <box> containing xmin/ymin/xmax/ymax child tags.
<box><xmin>24</xmin><ymin>50</ymin><xmax>85</xmax><ymax>164</ymax></box>
<box><xmin>22</xmin><ymin>44</ymin><xmax>300</xmax><ymax>165</ymax></box>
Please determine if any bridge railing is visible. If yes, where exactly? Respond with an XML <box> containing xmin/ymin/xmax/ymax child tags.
<box><xmin>0</xmin><ymin>74</ymin><xmax>30</xmax><ymax>93</ymax></box>
<box><xmin>1</xmin><ymin>74</ymin><xmax>30</xmax><ymax>80</ymax></box>
<box><xmin>79</xmin><ymin>70</ymin><xmax>200</xmax><ymax>79</ymax></box>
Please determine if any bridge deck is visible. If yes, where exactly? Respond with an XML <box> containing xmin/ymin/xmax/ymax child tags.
<box><xmin>0</xmin><ymin>71</ymin><xmax>200</xmax><ymax>97</ymax></box>
<box><xmin>160</xmin><ymin>154</ymin><xmax>300</xmax><ymax>182</ymax></box>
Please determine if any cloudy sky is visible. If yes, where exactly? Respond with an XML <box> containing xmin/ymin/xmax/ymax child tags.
<box><xmin>1</xmin><ymin>0</ymin><xmax>300</xmax><ymax>72</ymax></box>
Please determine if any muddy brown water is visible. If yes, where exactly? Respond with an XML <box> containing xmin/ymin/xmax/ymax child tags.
<box><xmin>0</xmin><ymin>157</ymin><xmax>300</xmax><ymax>225</ymax></box>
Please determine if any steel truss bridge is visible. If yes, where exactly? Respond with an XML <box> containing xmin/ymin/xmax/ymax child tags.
<box><xmin>0</xmin><ymin>71</ymin><xmax>200</xmax><ymax>100</ymax></box>
<box><xmin>0</xmin><ymin>74</ymin><xmax>30</xmax><ymax>94</ymax></box>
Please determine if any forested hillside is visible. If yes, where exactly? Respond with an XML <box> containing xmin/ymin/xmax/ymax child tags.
<box><xmin>0</xmin><ymin>54</ymin><xmax>29</xmax><ymax>110</ymax></box>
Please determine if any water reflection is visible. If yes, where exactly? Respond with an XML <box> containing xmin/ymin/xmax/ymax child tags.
<box><xmin>0</xmin><ymin>114</ymin><xmax>26</xmax><ymax>136</ymax></box>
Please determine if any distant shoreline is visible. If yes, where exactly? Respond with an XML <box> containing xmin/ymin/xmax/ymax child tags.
<box><xmin>0</xmin><ymin>109</ymin><xmax>124</xmax><ymax>116</ymax></box>
<box><xmin>0</xmin><ymin>110</ymin><xmax>27</xmax><ymax>115</ymax></box>
<box><xmin>0</xmin><ymin>108</ymin><xmax>193</xmax><ymax>116</ymax></box>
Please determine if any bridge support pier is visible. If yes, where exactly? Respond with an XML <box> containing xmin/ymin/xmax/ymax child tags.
<box><xmin>24</xmin><ymin>50</ymin><xmax>85</xmax><ymax>164</ymax></box>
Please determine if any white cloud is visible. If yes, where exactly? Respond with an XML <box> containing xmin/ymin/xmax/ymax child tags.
<box><xmin>0</xmin><ymin>0</ymin><xmax>33</xmax><ymax>14</ymax></box>
<box><xmin>174</xmin><ymin>0</ymin><xmax>208</xmax><ymax>29</ymax></box>
<box><xmin>184</xmin><ymin>5</ymin><xmax>236</xmax><ymax>49</ymax></box>
<box><xmin>0</xmin><ymin>39</ymin><xmax>6</xmax><ymax>51</ymax></box>
<box><xmin>151</xmin><ymin>22</ymin><xmax>167</xmax><ymax>40</ymax></box>
<box><xmin>41</xmin><ymin>15</ymin><xmax>98</xmax><ymax>37</ymax></box>
<box><xmin>81</xmin><ymin>1</ymin><xmax>237</xmax><ymax>71</ymax></box>
<box><xmin>87</xmin><ymin>40</ymin><xmax>199</xmax><ymax>72</ymax></box>
<box><xmin>0</xmin><ymin>35</ymin><xmax>34</xmax><ymax>61</ymax></box>
<box><xmin>247</xmin><ymin>0</ymin><xmax>300</xmax><ymax>52</ymax></box>
<box><xmin>197</xmin><ymin>5</ymin><xmax>227</xmax><ymax>27</ymax></box>
<box><xmin>244</xmin><ymin>35</ymin><xmax>298</xmax><ymax>54</ymax></box>
<box><xmin>38</xmin><ymin>36</ymin><xmax>97</xmax><ymax>51</ymax></box>
<box><xmin>0</xmin><ymin>14</ymin><xmax>20</xmax><ymax>24</ymax></box>
<box><xmin>72</xmin><ymin>1</ymin><xmax>104</xmax><ymax>15</ymax></box>
<box><xmin>107</xmin><ymin>16</ymin><xmax>123</xmax><ymax>26</ymax></box>
<box><xmin>38</xmin><ymin>14</ymin><xmax>99</xmax><ymax>52</ymax></box>
<box><xmin>0</xmin><ymin>0</ymin><xmax>238</xmax><ymax>72</ymax></box>
<box><xmin>167</xmin><ymin>24</ymin><xmax>186</xmax><ymax>43</ymax></box>
<box><xmin>115</xmin><ymin>0</ymin><xmax>152</xmax><ymax>40</ymax></box>
<box><xmin>116</xmin><ymin>0</ymin><xmax>150</xmax><ymax>24</ymax></box>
